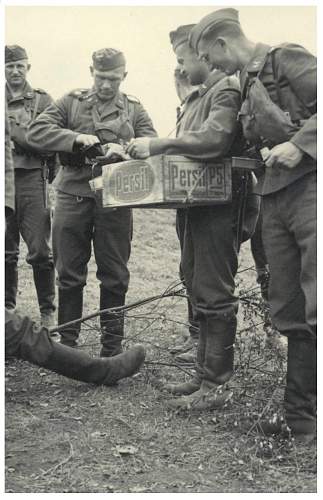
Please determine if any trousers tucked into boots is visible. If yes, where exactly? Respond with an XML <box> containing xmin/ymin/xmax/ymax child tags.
<box><xmin>58</xmin><ymin>286</ymin><xmax>83</xmax><ymax>347</ymax></box>
<box><xmin>167</xmin><ymin>317</ymin><xmax>236</xmax><ymax>409</ymax></box>
<box><xmin>164</xmin><ymin>321</ymin><xmax>206</xmax><ymax>396</ymax></box>
<box><xmin>33</xmin><ymin>266</ymin><xmax>56</xmax><ymax>315</ymax></box>
<box><xmin>5</xmin><ymin>309</ymin><xmax>145</xmax><ymax>386</ymax></box>
<box><xmin>100</xmin><ymin>287</ymin><xmax>126</xmax><ymax>357</ymax></box>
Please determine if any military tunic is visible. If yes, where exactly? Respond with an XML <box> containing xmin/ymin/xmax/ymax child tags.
<box><xmin>26</xmin><ymin>89</ymin><xmax>156</xmax><ymax>294</ymax></box>
<box><xmin>240</xmin><ymin>43</ymin><xmax>316</xmax><ymax>337</ymax></box>
<box><xmin>167</xmin><ymin>71</ymin><xmax>242</xmax><ymax>322</ymax></box>
<box><xmin>5</xmin><ymin>104</ymin><xmax>15</xmax><ymax>215</ymax></box>
<box><xmin>5</xmin><ymin>82</ymin><xmax>55</xmax><ymax>314</ymax></box>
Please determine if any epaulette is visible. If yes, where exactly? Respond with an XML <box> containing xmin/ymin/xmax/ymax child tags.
<box><xmin>34</xmin><ymin>88</ymin><xmax>48</xmax><ymax>94</ymax></box>
<box><xmin>68</xmin><ymin>88</ymin><xmax>91</xmax><ymax>100</ymax></box>
<box><xmin>126</xmin><ymin>94</ymin><xmax>140</xmax><ymax>104</ymax></box>
<box><xmin>247</xmin><ymin>56</ymin><xmax>268</xmax><ymax>74</ymax></box>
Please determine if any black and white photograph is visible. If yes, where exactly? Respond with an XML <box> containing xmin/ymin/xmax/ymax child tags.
<box><xmin>2</xmin><ymin>1</ymin><xmax>317</xmax><ymax>494</ymax></box>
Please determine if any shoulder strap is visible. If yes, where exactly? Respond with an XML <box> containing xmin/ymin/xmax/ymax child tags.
<box><xmin>70</xmin><ymin>97</ymin><xmax>81</xmax><ymax>128</ymax></box>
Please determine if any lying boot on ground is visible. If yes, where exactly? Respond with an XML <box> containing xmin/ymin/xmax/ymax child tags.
<box><xmin>5</xmin><ymin>309</ymin><xmax>145</xmax><ymax>386</ymax></box>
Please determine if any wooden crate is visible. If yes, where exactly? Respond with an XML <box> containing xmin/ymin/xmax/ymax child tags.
<box><xmin>89</xmin><ymin>155</ymin><xmax>233</xmax><ymax>208</ymax></box>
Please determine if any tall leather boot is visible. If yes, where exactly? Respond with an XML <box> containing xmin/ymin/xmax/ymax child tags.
<box><xmin>256</xmin><ymin>334</ymin><xmax>316</xmax><ymax>443</ymax></box>
<box><xmin>33</xmin><ymin>265</ymin><xmax>56</xmax><ymax>327</ymax></box>
<box><xmin>5</xmin><ymin>310</ymin><xmax>145</xmax><ymax>385</ymax></box>
<box><xmin>5</xmin><ymin>262</ymin><xmax>18</xmax><ymax>310</ymax></box>
<box><xmin>100</xmin><ymin>287</ymin><xmax>125</xmax><ymax>357</ymax></box>
<box><xmin>58</xmin><ymin>286</ymin><xmax>83</xmax><ymax>347</ymax></box>
<box><xmin>171</xmin><ymin>299</ymin><xmax>200</xmax><ymax>363</ymax></box>
<box><xmin>163</xmin><ymin>324</ymin><xmax>206</xmax><ymax>396</ymax></box>
<box><xmin>284</xmin><ymin>335</ymin><xmax>317</xmax><ymax>436</ymax></box>
<box><xmin>168</xmin><ymin>317</ymin><xmax>236</xmax><ymax>411</ymax></box>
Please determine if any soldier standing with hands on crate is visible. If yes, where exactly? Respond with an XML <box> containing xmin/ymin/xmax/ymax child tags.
<box><xmin>127</xmin><ymin>25</ymin><xmax>256</xmax><ymax>411</ymax></box>
<box><xmin>26</xmin><ymin>48</ymin><xmax>157</xmax><ymax>356</ymax></box>
<box><xmin>190</xmin><ymin>7</ymin><xmax>316</xmax><ymax>442</ymax></box>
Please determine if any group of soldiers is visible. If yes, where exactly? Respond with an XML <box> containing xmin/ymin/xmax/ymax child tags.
<box><xmin>5</xmin><ymin>7</ymin><xmax>316</xmax><ymax>444</ymax></box>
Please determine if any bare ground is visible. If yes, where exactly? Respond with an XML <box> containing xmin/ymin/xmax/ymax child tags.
<box><xmin>5</xmin><ymin>207</ymin><xmax>317</xmax><ymax>493</ymax></box>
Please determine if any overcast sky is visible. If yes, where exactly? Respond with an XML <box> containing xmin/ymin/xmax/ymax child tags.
<box><xmin>5</xmin><ymin>4</ymin><xmax>317</xmax><ymax>136</ymax></box>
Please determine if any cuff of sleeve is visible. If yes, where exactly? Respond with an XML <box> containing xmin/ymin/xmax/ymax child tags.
<box><xmin>290</xmin><ymin>136</ymin><xmax>316</xmax><ymax>161</ymax></box>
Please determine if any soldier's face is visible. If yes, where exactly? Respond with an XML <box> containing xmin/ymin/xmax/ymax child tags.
<box><xmin>175</xmin><ymin>43</ymin><xmax>209</xmax><ymax>86</ymax></box>
<box><xmin>5</xmin><ymin>59</ymin><xmax>30</xmax><ymax>88</ymax></box>
<box><xmin>197</xmin><ymin>37</ymin><xmax>238</xmax><ymax>75</ymax></box>
<box><xmin>91</xmin><ymin>66</ymin><xmax>126</xmax><ymax>101</ymax></box>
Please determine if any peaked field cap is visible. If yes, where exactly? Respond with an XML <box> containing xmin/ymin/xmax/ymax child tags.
<box><xmin>92</xmin><ymin>48</ymin><xmax>126</xmax><ymax>71</ymax></box>
<box><xmin>169</xmin><ymin>24</ymin><xmax>196</xmax><ymax>50</ymax></box>
<box><xmin>189</xmin><ymin>8</ymin><xmax>239</xmax><ymax>51</ymax></box>
<box><xmin>5</xmin><ymin>45</ymin><xmax>28</xmax><ymax>63</ymax></box>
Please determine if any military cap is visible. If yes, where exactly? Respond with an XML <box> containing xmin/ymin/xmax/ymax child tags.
<box><xmin>189</xmin><ymin>8</ymin><xmax>239</xmax><ymax>52</ymax></box>
<box><xmin>92</xmin><ymin>48</ymin><xmax>126</xmax><ymax>71</ymax></box>
<box><xmin>169</xmin><ymin>24</ymin><xmax>196</xmax><ymax>51</ymax></box>
<box><xmin>5</xmin><ymin>45</ymin><xmax>28</xmax><ymax>63</ymax></box>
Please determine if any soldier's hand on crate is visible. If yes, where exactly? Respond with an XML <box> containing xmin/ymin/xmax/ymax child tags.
<box><xmin>126</xmin><ymin>138</ymin><xmax>151</xmax><ymax>159</ymax></box>
<box><xmin>102</xmin><ymin>143</ymin><xmax>130</xmax><ymax>162</ymax></box>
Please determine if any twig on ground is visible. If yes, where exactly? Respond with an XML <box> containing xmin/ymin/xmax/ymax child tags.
<box><xmin>36</xmin><ymin>440</ymin><xmax>74</xmax><ymax>478</ymax></box>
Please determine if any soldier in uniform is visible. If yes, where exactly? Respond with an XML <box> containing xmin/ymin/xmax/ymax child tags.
<box><xmin>127</xmin><ymin>25</ymin><xmax>246</xmax><ymax>411</ymax></box>
<box><xmin>26</xmin><ymin>48</ymin><xmax>157</xmax><ymax>356</ymax></box>
<box><xmin>5</xmin><ymin>101</ymin><xmax>146</xmax><ymax>387</ymax></box>
<box><xmin>169</xmin><ymin>62</ymin><xmax>200</xmax><ymax>363</ymax></box>
<box><xmin>5</xmin><ymin>45</ymin><xmax>56</xmax><ymax>328</ymax></box>
<box><xmin>190</xmin><ymin>8</ymin><xmax>316</xmax><ymax>441</ymax></box>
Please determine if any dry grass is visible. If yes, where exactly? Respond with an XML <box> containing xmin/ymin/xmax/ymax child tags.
<box><xmin>5</xmin><ymin>207</ymin><xmax>316</xmax><ymax>493</ymax></box>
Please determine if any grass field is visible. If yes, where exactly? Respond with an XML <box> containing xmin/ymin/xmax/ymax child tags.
<box><xmin>5</xmin><ymin>207</ymin><xmax>317</xmax><ymax>493</ymax></box>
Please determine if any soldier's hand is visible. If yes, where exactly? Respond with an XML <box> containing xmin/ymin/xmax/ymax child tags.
<box><xmin>264</xmin><ymin>142</ymin><xmax>304</xmax><ymax>169</ymax></box>
<box><xmin>103</xmin><ymin>143</ymin><xmax>130</xmax><ymax>161</ymax></box>
<box><xmin>126</xmin><ymin>138</ymin><xmax>151</xmax><ymax>159</ymax></box>
<box><xmin>75</xmin><ymin>134</ymin><xmax>100</xmax><ymax>148</ymax></box>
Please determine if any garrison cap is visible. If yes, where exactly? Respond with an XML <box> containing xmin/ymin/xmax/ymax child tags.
<box><xmin>169</xmin><ymin>24</ymin><xmax>196</xmax><ymax>51</ymax></box>
<box><xmin>5</xmin><ymin>45</ymin><xmax>28</xmax><ymax>63</ymax></box>
<box><xmin>92</xmin><ymin>48</ymin><xmax>126</xmax><ymax>71</ymax></box>
<box><xmin>189</xmin><ymin>8</ymin><xmax>239</xmax><ymax>52</ymax></box>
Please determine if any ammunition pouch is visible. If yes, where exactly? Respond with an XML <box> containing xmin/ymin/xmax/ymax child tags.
<box><xmin>239</xmin><ymin>78</ymin><xmax>300</xmax><ymax>146</ymax></box>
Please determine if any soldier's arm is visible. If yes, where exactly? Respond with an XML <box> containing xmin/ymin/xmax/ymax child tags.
<box><xmin>133</xmin><ymin>102</ymin><xmax>158</xmax><ymax>138</ymax></box>
<box><xmin>277</xmin><ymin>44</ymin><xmax>317</xmax><ymax>160</ymax></box>
<box><xmin>5</xmin><ymin>106</ymin><xmax>15</xmax><ymax>216</ymax></box>
<box><xmin>149</xmin><ymin>85</ymin><xmax>241</xmax><ymax>159</ymax></box>
<box><xmin>9</xmin><ymin>91</ymin><xmax>54</xmax><ymax>150</ymax></box>
<box><xmin>26</xmin><ymin>95</ymin><xmax>81</xmax><ymax>153</ymax></box>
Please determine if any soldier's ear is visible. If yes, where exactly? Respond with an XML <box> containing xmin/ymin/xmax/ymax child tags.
<box><xmin>27</xmin><ymin>63</ymin><xmax>31</xmax><ymax>72</ymax></box>
<box><xmin>217</xmin><ymin>37</ymin><xmax>227</xmax><ymax>50</ymax></box>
